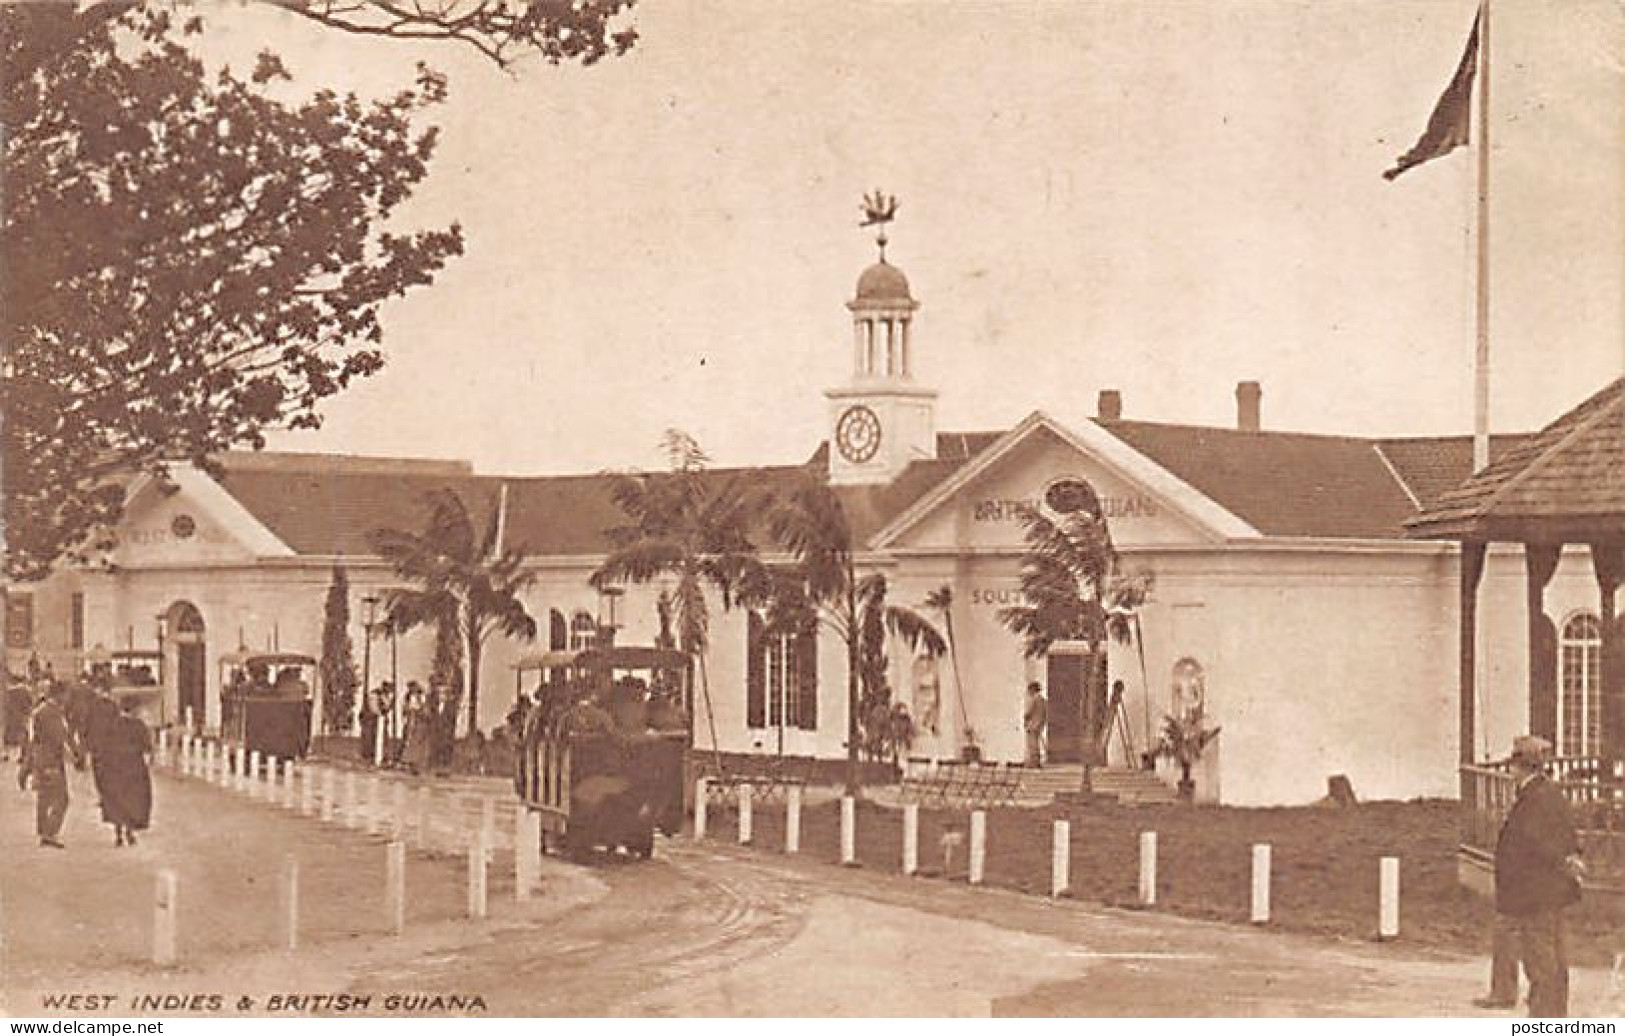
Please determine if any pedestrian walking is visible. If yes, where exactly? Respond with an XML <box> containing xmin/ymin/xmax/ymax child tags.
<box><xmin>98</xmin><ymin>697</ymin><xmax>153</xmax><ymax>847</ymax></box>
<box><xmin>1473</xmin><ymin>735</ymin><xmax>1583</xmax><ymax>1017</ymax></box>
<box><xmin>1023</xmin><ymin>681</ymin><xmax>1047</xmax><ymax>768</ymax></box>
<box><xmin>84</xmin><ymin>685</ymin><xmax>121</xmax><ymax>815</ymax></box>
<box><xmin>18</xmin><ymin>682</ymin><xmax>83</xmax><ymax>849</ymax></box>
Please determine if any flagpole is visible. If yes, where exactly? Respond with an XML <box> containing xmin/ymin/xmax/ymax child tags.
<box><xmin>1473</xmin><ymin>0</ymin><xmax>1491</xmax><ymax>474</ymax></box>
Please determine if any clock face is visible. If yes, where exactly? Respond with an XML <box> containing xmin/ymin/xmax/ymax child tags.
<box><xmin>836</xmin><ymin>405</ymin><xmax>882</xmax><ymax>464</ymax></box>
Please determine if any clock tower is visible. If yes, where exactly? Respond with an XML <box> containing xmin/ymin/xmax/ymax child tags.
<box><xmin>826</xmin><ymin>207</ymin><xmax>937</xmax><ymax>486</ymax></box>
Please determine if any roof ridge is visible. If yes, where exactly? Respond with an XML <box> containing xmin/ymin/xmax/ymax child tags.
<box><xmin>1370</xmin><ymin>442</ymin><xmax>1423</xmax><ymax>511</ymax></box>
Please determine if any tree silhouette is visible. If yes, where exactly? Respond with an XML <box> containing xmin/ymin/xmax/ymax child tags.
<box><xmin>368</xmin><ymin>488</ymin><xmax>535</xmax><ymax>733</ymax></box>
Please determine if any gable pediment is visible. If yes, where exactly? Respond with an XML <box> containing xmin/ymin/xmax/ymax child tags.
<box><xmin>108</xmin><ymin>466</ymin><xmax>292</xmax><ymax>568</ymax></box>
<box><xmin>873</xmin><ymin>413</ymin><xmax>1258</xmax><ymax>553</ymax></box>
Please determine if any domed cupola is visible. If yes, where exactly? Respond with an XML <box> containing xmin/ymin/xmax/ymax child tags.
<box><xmin>826</xmin><ymin>191</ymin><xmax>938</xmax><ymax>486</ymax></box>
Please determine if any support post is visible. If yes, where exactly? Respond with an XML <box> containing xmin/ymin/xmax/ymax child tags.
<box><xmin>840</xmin><ymin>795</ymin><xmax>857</xmax><ymax>866</ymax></box>
<box><xmin>785</xmin><ymin>783</ymin><xmax>802</xmax><ymax>855</ymax></box>
<box><xmin>386</xmin><ymin>841</ymin><xmax>406</xmax><ymax>935</ymax></box>
<box><xmin>1052</xmin><ymin>820</ymin><xmax>1071</xmax><ymax>897</ymax></box>
<box><xmin>152</xmin><ymin>869</ymin><xmax>178</xmax><ymax>966</ymax></box>
<box><xmin>1460</xmin><ymin>541</ymin><xmax>1487</xmax><ymax>779</ymax></box>
<box><xmin>1251</xmin><ymin>843</ymin><xmax>1271</xmax><ymax>924</ymax></box>
<box><xmin>320</xmin><ymin>768</ymin><xmax>337</xmax><ymax>823</ymax></box>
<box><xmin>737</xmin><ymin>784</ymin><xmax>753</xmax><ymax>845</ymax></box>
<box><xmin>1379</xmin><ymin>856</ymin><xmax>1400</xmax><ymax>939</ymax></box>
<box><xmin>693</xmin><ymin>778</ymin><xmax>709</xmax><ymax>841</ymax></box>
<box><xmin>1138</xmin><ymin>831</ymin><xmax>1158</xmax><ymax>906</ymax></box>
<box><xmin>467</xmin><ymin>831</ymin><xmax>488</xmax><ymax>920</ymax></box>
<box><xmin>969</xmin><ymin>810</ymin><xmax>986</xmax><ymax>885</ymax></box>
<box><xmin>279</xmin><ymin>855</ymin><xmax>299</xmax><ymax>951</ymax></box>
<box><xmin>481</xmin><ymin>797</ymin><xmax>496</xmax><ymax>862</ymax></box>
<box><xmin>300</xmin><ymin>764</ymin><xmax>314</xmax><ymax>816</ymax></box>
<box><xmin>902</xmin><ymin>803</ymin><xmax>919</xmax><ymax>876</ymax></box>
<box><xmin>1526</xmin><ymin>543</ymin><xmax>1561</xmax><ymax>743</ymax></box>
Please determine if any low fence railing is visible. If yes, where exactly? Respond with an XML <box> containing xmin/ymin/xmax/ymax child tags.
<box><xmin>1461</xmin><ymin>759</ymin><xmax>1625</xmax><ymax>888</ymax></box>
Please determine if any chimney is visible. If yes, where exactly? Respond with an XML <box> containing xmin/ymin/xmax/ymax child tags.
<box><xmin>1236</xmin><ymin>380</ymin><xmax>1262</xmax><ymax>432</ymax></box>
<box><xmin>1097</xmin><ymin>389</ymin><xmax>1123</xmax><ymax>422</ymax></box>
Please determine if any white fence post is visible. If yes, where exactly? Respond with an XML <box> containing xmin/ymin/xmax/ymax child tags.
<box><xmin>279</xmin><ymin>855</ymin><xmax>299</xmax><ymax>952</ymax></box>
<box><xmin>1138</xmin><ymin>831</ymin><xmax>1158</xmax><ymax>906</ymax></box>
<box><xmin>902</xmin><ymin>803</ymin><xmax>919</xmax><ymax>876</ymax></box>
<box><xmin>152</xmin><ymin>869</ymin><xmax>178</xmax><ymax>966</ymax></box>
<box><xmin>693</xmin><ymin>778</ymin><xmax>709</xmax><ymax>841</ymax></box>
<box><xmin>342</xmin><ymin>770</ymin><xmax>359</xmax><ymax>829</ymax></box>
<box><xmin>415</xmin><ymin>786</ymin><xmax>432</xmax><ymax>850</ymax></box>
<box><xmin>467</xmin><ymin>830</ymin><xmax>488</xmax><ymax>920</ymax></box>
<box><xmin>515</xmin><ymin>809</ymin><xmax>538</xmax><ymax>901</ymax></box>
<box><xmin>737</xmin><ymin>784</ymin><xmax>753</xmax><ymax>845</ymax></box>
<box><xmin>386</xmin><ymin>841</ymin><xmax>407</xmax><ymax>935</ymax></box>
<box><xmin>320</xmin><ymin>768</ymin><xmax>337</xmax><ymax>822</ymax></box>
<box><xmin>1379</xmin><ymin>856</ymin><xmax>1400</xmax><ymax>939</ymax></box>
<box><xmin>1251</xmin><ymin>844</ymin><xmax>1272</xmax><ymax>924</ymax></box>
<box><xmin>968</xmin><ymin>810</ymin><xmax>986</xmax><ymax>885</ymax></box>
<box><xmin>1052</xmin><ymin>819</ymin><xmax>1071</xmax><ymax>897</ymax></box>
<box><xmin>840</xmin><ymin>795</ymin><xmax>857</xmax><ymax>866</ymax></box>
<box><xmin>481</xmin><ymin>797</ymin><xmax>496</xmax><ymax>862</ymax></box>
<box><xmin>391</xmin><ymin>782</ymin><xmax>408</xmax><ymax>840</ymax></box>
<box><xmin>785</xmin><ymin>784</ymin><xmax>802</xmax><ymax>854</ymax></box>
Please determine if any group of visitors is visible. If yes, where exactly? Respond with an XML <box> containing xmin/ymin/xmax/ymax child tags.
<box><xmin>358</xmin><ymin>679</ymin><xmax>453</xmax><ymax>774</ymax></box>
<box><xmin>10</xmin><ymin>666</ymin><xmax>153</xmax><ymax>850</ymax></box>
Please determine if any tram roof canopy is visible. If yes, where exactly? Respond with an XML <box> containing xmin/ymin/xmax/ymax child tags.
<box><xmin>217</xmin><ymin>650</ymin><xmax>317</xmax><ymax>668</ymax></box>
<box><xmin>1406</xmin><ymin>378</ymin><xmax>1625</xmax><ymax>543</ymax></box>
<box><xmin>513</xmin><ymin>646</ymin><xmax>687</xmax><ymax>673</ymax></box>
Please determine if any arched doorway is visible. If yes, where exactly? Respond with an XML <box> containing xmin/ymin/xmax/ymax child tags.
<box><xmin>166</xmin><ymin>602</ymin><xmax>206</xmax><ymax>733</ymax></box>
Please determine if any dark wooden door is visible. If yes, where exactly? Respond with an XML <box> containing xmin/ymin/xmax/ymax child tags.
<box><xmin>1046</xmin><ymin>652</ymin><xmax>1084</xmax><ymax>763</ymax></box>
<box><xmin>178</xmin><ymin>643</ymin><xmax>205</xmax><ymax>731</ymax></box>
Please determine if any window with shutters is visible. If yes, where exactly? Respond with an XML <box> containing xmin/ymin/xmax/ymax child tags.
<box><xmin>70</xmin><ymin>593</ymin><xmax>85</xmax><ymax>650</ymax></box>
<box><xmin>569</xmin><ymin>610</ymin><xmax>596</xmax><ymax>651</ymax></box>
<box><xmin>747</xmin><ymin>613</ymin><xmax>816</xmax><ymax>731</ymax></box>
<box><xmin>5</xmin><ymin>593</ymin><xmax>33</xmax><ymax>650</ymax></box>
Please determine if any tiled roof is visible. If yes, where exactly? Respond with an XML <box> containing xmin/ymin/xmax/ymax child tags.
<box><xmin>1406</xmin><ymin>378</ymin><xmax>1625</xmax><ymax>541</ymax></box>
<box><xmin>1371</xmin><ymin>434</ymin><xmax>1530</xmax><ymax>510</ymax></box>
<box><xmin>1096</xmin><ymin>420</ymin><xmax>1423</xmax><ymax>539</ymax></box>
<box><xmin>214</xmin><ymin>412</ymin><xmax>1568</xmax><ymax>557</ymax></box>
<box><xmin>217</xmin><ymin>457</ymin><xmax>496</xmax><ymax>556</ymax></box>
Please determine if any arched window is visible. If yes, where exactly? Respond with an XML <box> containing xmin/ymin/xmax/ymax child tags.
<box><xmin>1559</xmin><ymin>613</ymin><xmax>1602</xmax><ymax>758</ymax></box>
<box><xmin>569</xmin><ymin>610</ymin><xmax>596</xmax><ymax>652</ymax></box>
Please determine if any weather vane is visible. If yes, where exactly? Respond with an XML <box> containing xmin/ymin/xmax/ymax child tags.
<box><xmin>859</xmin><ymin>189</ymin><xmax>899</xmax><ymax>261</ymax></box>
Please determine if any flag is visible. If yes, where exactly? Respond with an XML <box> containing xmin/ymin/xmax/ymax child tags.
<box><xmin>1383</xmin><ymin>10</ymin><xmax>1481</xmax><ymax>181</ymax></box>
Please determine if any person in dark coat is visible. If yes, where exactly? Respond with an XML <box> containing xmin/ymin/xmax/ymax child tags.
<box><xmin>1479</xmin><ymin>735</ymin><xmax>1583</xmax><ymax>1017</ymax></box>
<box><xmin>19</xmin><ymin>682</ymin><xmax>82</xmax><ymax>848</ymax></box>
<box><xmin>2</xmin><ymin>680</ymin><xmax>29</xmax><ymax>760</ymax></box>
<box><xmin>98</xmin><ymin>697</ymin><xmax>153</xmax><ymax>847</ymax></box>
<box><xmin>83</xmin><ymin>688</ymin><xmax>122</xmax><ymax>815</ymax></box>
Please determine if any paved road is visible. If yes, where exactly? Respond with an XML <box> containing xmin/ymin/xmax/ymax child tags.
<box><xmin>347</xmin><ymin>840</ymin><xmax>1624</xmax><ymax>1017</ymax></box>
<box><xmin>5</xmin><ymin>759</ymin><xmax>1620</xmax><ymax>1017</ymax></box>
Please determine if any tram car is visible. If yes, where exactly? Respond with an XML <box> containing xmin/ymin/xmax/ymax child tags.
<box><xmin>106</xmin><ymin>649</ymin><xmax>165</xmax><ymax>727</ymax></box>
<box><xmin>513</xmin><ymin>646</ymin><xmax>689</xmax><ymax>859</ymax></box>
<box><xmin>219</xmin><ymin>650</ymin><xmax>315</xmax><ymax>760</ymax></box>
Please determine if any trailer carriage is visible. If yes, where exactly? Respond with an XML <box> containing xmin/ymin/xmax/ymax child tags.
<box><xmin>513</xmin><ymin>646</ymin><xmax>688</xmax><ymax>859</ymax></box>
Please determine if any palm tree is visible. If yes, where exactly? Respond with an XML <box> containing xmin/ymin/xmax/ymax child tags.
<box><xmin>367</xmin><ymin>487</ymin><xmax>537</xmax><ymax>734</ymax></box>
<box><xmin>999</xmin><ymin>495</ymin><xmax>1150</xmax><ymax>794</ymax></box>
<box><xmin>590</xmin><ymin>430</ymin><xmax>764</xmax><ymax>767</ymax></box>
<box><xmin>924</xmin><ymin>585</ymin><xmax>973</xmax><ymax>753</ymax></box>
<box><xmin>766</xmin><ymin>470</ymin><xmax>945</xmax><ymax>794</ymax></box>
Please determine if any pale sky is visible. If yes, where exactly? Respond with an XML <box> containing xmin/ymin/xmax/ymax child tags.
<box><xmin>196</xmin><ymin>0</ymin><xmax>1625</xmax><ymax>476</ymax></box>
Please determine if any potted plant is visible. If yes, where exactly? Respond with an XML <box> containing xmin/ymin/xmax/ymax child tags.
<box><xmin>960</xmin><ymin>726</ymin><xmax>981</xmax><ymax>763</ymax></box>
<box><xmin>1154</xmin><ymin>706</ymin><xmax>1220</xmax><ymax>802</ymax></box>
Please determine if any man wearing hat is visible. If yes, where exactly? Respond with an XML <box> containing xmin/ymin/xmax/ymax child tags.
<box><xmin>1475</xmin><ymin>735</ymin><xmax>1583</xmax><ymax>1017</ymax></box>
